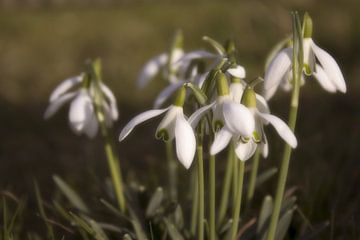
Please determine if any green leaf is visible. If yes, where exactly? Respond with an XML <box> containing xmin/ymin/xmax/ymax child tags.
<box><xmin>87</xmin><ymin>218</ymin><xmax>109</xmax><ymax>240</ymax></box>
<box><xmin>255</xmin><ymin>167</ymin><xmax>278</xmax><ymax>188</ymax></box>
<box><xmin>164</xmin><ymin>218</ymin><xmax>185</xmax><ymax>240</ymax></box>
<box><xmin>257</xmin><ymin>195</ymin><xmax>273</xmax><ymax>239</ymax></box>
<box><xmin>172</xmin><ymin>205</ymin><xmax>184</xmax><ymax>229</ymax></box>
<box><xmin>128</xmin><ymin>207</ymin><xmax>148</xmax><ymax>240</ymax></box>
<box><xmin>34</xmin><ymin>181</ymin><xmax>55</xmax><ymax>240</ymax></box>
<box><xmin>275</xmin><ymin>208</ymin><xmax>295</xmax><ymax>240</ymax></box>
<box><xmin>146</xmin><ymin>187</ymin><xmax>164</xmax><ymax>218</ymax></box>
<box><xmin>53</xmin><ymin>175</ymin><xmax>89</xmax><ymax>213</ymax></box>
<box><xmin>122</xmin><ymin>234</ymin><xmax>133</xmax><ymax>240</ymax></box>
<box><xmin>202</xmin><ymin>36</ymin><xmax>225</xmax><ymax>55</ymax></box>
<box><xmin>185</xmin><ymin>83</ymin><xmax>208</xmax><ymax>105</ymax></box>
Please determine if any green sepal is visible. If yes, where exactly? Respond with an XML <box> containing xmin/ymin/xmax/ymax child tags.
<box><xmin>185</xmin><ymin>82</ymin><xmax>207</xmax><ymax>105</ymax></box>
<box><xmin>302</xmin><ymin>12</ymin><xmax>313</xmax><ymax>39</ymax></box>
<box><xmin>173</xmin><ymin>86</ymin><xmax>186</xmax><ymax>107</ymax></box>
<box><xmin>241</xmin><ymin>87</ymin><xmax>256</xmax><ymax>108</ymax></box>
<box><xmin>203</xmin><ymin>36</ymin><xmax>226</xmax><ymax>55</ymax></box>
<box><xmin>215</xmin><ymin>72</ymin><xmax>229</xmax><ymax>96</ymax></box>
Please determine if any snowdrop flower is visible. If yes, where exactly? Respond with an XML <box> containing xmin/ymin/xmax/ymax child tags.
<box><xmin>264</xmin><ymin>13</ymin><xmax>346</xmax><ymax>100</ymax></box>
<box><xmin>119</xmin><ymin>87</ymin><xmax>196</xmax><ymax>169</ymax></box>
<box><xmin>189</xmin><ymin>73</ymin><xmax>255</xmax><ymax>157</ymax></box>
<box><xmin>44</xmin><ymin>74</ymin><xmax>119</xmax><ymax>138</ymax></box>
<box><xmin>233</xmin><ymin>87</ymin><xmax>297</xmax><ymax>161</ymax></box>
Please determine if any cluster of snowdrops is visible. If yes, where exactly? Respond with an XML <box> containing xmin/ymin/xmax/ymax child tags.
<box><xmin>43</xmin><ymin>12</ymin><xmax>346</xmax><ymax>240</ymax></box>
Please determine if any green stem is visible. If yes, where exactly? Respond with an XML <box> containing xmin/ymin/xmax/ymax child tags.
<box><xmin>217</xmin><ymin>143</ymin><xmax>234</xmax><ymax>226</ymax></box>
<box><xmin>197</xmin><ymin>144</ymin><xmax>205</xmax><ymax>240</ymax></box>
<box><xmin>209</xmin><ymin>154</ymin><xmax>216</xmax><ymax>240</ymax></box>
<box><xmin>232</xmin><ymin>150</ymin><xmax>239</xmax><ymax>207</ymax></box>
<box><xmin>246</xmin><ymin>149</ymin><xmax>261</xmax><ymax>205</ymax></box>
<box><xmin>102</xmin><ymin>125</ymin><xmax>126</xmax><ymax>212</ymax></box>
<box><xmin>266</xmin><ymin>13</ymin><xmax>302</xmax><ymax>240</ymax></box>
<box><xmin>166</xmin><ymin>141</ymin><xmax>177</xmax><ymax>201</ymax></box>
<box><xmin>230</xmin><ymin>160</ymin><xmax>245</xmax><ymax>240</ymax></box>
<box><xmin>190</xmin><ymin>162</ymin><xmax>199</xmax><ymax>235</ymax></box>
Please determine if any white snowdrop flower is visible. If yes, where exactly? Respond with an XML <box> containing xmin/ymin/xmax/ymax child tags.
<box><xmin>234</xmin><ymin>88</ymin><xmax>297</xmax><ymax>161</ymax></box>
<box><xmin>44</xmin><ymin>74</ymin><xmax>119</xmax><ymax>138</ymax></box>
<box><xmin>189</xmin><ymin>73</ymin><xmax>255</xmax><ymax>158</ymax></box>
<box><xmin>119</xmin><ymin>87</ymin><xmax>196</xmax><ymax>169</ymax></box>
<box><xmin>264</xmin><ymin>14</ymin><xmax>346</xmax><ymax>100</ymax></box>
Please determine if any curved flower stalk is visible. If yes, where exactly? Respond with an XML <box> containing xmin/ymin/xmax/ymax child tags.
<box><xmin>44</xmin><ymin>74</ymin><xmax>118</xmax><ymax>138</ymax></box>
<box><xmin>119</xmin><ymin>87</ymin><xmax>196</xmax><ymax>169</ymax></box>
<box><xmin>264</xmin><ymin>13</ymin><xmax>346</xmax><ymax>100</ymax></box>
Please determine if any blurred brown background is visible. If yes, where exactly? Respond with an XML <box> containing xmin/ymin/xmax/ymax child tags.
<box><xmin>0</xmin><ymin>0</ymin><xmax>359</xmax><ymax>239</ymax></box>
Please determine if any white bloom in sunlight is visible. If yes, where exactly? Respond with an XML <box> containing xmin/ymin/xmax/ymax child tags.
<box><xmin>44</xmin><ymin>74</ymin><xmax>119</xmax><ymax>138</ymax></box>
<box><xmin>264</xmin><ymin>39</ymin><xmax>346</xmax><ymax>100</ymax></box>
<box><xmin>119</xmin><ymin>105</ymin><xmax>196</xmax><ymax>169</ymax></box>
<box><xmin>210</xmin><ymin>85</ymin><xmax>297</xmax><ymax>161</ymax></box>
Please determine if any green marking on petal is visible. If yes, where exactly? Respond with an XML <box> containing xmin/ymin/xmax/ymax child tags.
<box><xmin>303</xmin><ymin>64</ymin><xmax>312</xmax><ymax>76</ymax></box>
<box><xmin>156</xmin><ymin>129</ymin><xmax>170</xmax><ymax>142</ymax></box>
<box><xmin>241</xmin><ymin>136</ymin><xmax>250</xmax><ymax>143</ymax></box>
<box><xmin>302</xmin><ymin>12</ymin><xmax>313</xmax><ymax>39</ymax></box>
<box><xmin>213</xmin><ymin>120</ymin><xmax>224</xmax><ymax>132</ymax></box>
<box><xmin>253</xmin><ymin>131</ymin><xmax>261</xmax><ymax>143</ymax></box>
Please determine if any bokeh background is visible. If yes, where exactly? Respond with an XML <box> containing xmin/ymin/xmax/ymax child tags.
<box><xmin>0</xmin><ymin>0</ymin><xmax>359</xmax><ymax>239</ymax></box>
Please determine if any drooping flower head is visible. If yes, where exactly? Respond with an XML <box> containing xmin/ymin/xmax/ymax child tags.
<box><xmin>264</xmin><ymin>13</ymin><xmax>346</xmax><ymax>100</ymax></box>
<box><xmin>119</xmin><ymin>86</ymin><xmax>196</xmax><ymax>169</ymax></box>
<box><xmin>44</xmin><ymin>61</ymin><xmax>118</xmax><ymax>138</ymax></box>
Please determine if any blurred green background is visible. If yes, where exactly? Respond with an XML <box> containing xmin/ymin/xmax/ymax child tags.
<box><xmin>0</xmin><ymin>0</ymin><xmax>359</xmax><ymax>239</ymax></box>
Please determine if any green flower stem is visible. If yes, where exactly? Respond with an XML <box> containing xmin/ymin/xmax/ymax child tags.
<box><xmin>190</xmin><ymin>162</ymin><xmax>199</xmax><ymax>235</ymax></box>
<box><xmin>266</xmin><ymin>13</ymin><xmax>302</xmax><ymax>240</ymax></box>
<box><xmin>166</xmin><ymin>141</ymin><xmax>177</xmax><ymax>201</ymax></box>
<box><xmin>232</xmin><ymin>150</ymin><xmax>239</xmax><ymax>206</ymax></box>
<box><xmin>217</xmin><ymin>143</ymin><xmax>235</xmax><ymax>226</ymax></box>
<box><xmin>246</xmin><ymin>149</ymin><xmax>261</xmax><ymax>205</ymax></box>
<box><xmin>99</xmin><ymin>120</ymin><xmax>126</xmax><ymax>212</ymax></box>
<box><xmin>197</xmin><ymin>144</ymin><xmax>205</xmax><ymax>240</ymax></box>
<box><xmin>209</xmin><ymin>153</ymin><xmax>216</xmax><ymax>240</ymax></box>
<box><xmin>230</xmin><ymin>160</ymin><xmax>245</xmax><ymax>240</ymax></box>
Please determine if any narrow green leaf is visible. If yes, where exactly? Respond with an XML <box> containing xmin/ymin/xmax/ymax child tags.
<box><xmin>146</xmin><ymin>187</ymin><xmax>164</xmax><ymax>218</ymax></box>
<box><xmin>53</xmin><ymin>175</ymin><xmax>89</xmax><ymax>213</ymax></box>
<box><xmin>275</xmin><ymin>208</ymin><xmax>295</xmax><ymax>240</ymax></box>
<box><xmin>173</xmin><ymin>205</ymin><xmax>184</xmax><ymax>229</ymax></box>
<box><xmin>34</xmin><ymin>181</ymin><xmax>55</xmax><ymax>240</ymax></box>
<box><xmin>164</xmin><ymin>218</ymin><xmax>185</xmax><ymax>240</ymax></box>
<box><xmin>87</xmin><ymin>219</ymin><xmax>109</xmax><ymax>240</ymax></box>
<box><xmin>69</xmin><ymin>212</ymin><xmax>93</xmax><ymax>234</ymax></box>
<box><xmin>185</xmin><ymin>83</ymin><xmax>208</xmax><ymax>105</ymax></box>
<box><xmin>128</xmin><ymin>207</ymin><xmax>148</xmax><ymax>240</ymax></box>
<box><xmin>257</xmin><ymin>195</ymin><xmax>273</xmax><ymax>239</ymax></box>
<box><xmin>122</xmin><ymin>234</ymin><xmax>133</xmax><ymax>240</ymax></box>
<box><xmin>8</xmin><ymin>199</ymin><xmax>25</xmax><ymax>234</ymax></box>
<box><xmin>255</xmin><ymin>167</ymin><xmax>278</xmax><ymax>188</ymax></box>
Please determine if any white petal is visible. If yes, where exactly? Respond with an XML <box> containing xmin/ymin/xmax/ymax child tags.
<box><xmin>311</xmin><ymin>41</ymin><xmax>346</xmax><ymax>93</ymax></box>
<box><xmin>256</xmin><ymin>111</ymin><xmax>297</xmax><ymax>148</ymax></box>
<box><xmin>230</xmin><ymin>83</ymin><xmax>244</xmax><ymax>103</ymax></box>
<box><xmin>264</xmin><ymin>84</ymin><xmax>280</xmax><ymax>100</ymax></box>
<box><xmin>83</xmin><ymin>112</ymin><xmax>99</xmax><ymax>138</ymax></box>
<box><xmin>69</xmin><ymin>91</ymin><xmax>93</xmax><ymax>132</ymax></box>
<box><xmin>235</xmin><ymin>140</ymin><xmax>257</xmax><ymax>161</ymax></box>
<box><xmin>313</xmin><ymin>64</ymin><xmax>337</xmax><ymax>93</ymax></box>
<box><xmin>261</xmin><ymin>132</ymin><xmax>269</xmax><ymax>158</ymax></box>
<box><xmin>99</xmin><ymin>82</ymin><xmax>119</xmax><ymax>120</ymax></box>
<box><xmin>188</xmin><ymin>102</ymin><xmax>215</xmax><ymax>129</ymax></box>
<box><xmin>227</xmin><ymin>65</ymin><xmax>246</xmax><ymax>78</ymax></box>
<box><xmin>137</xmin><ymin>53</ymin><xmax>168</xmax><ymax>89</ymax></box>
<box><xmin>255</xmin><ymin>94</ymin><xmax>270</xmax><ymax>114</ymax></box>
<box><xmin>210</xmin><ymin>127</ymin><xmax>233</xmax><ymax>155</ymax></box>
<box><xmin>119</xmin><ymin>107</ymin><xmax>169</xmax><ymax>141</ymax></box>
<box><xmin>156</xmin><ymin>106</ymin><xmax>182</xmax><ymax>140</ymax></box>
<box><xmin>264</xmin><ymin>48</ymin><xmax>292</xmax><ymax>90</ymax></box>
<box><xmin>223</xmin><ymin>102</ymin><xmax>255</xmax><ymax>137</ymax></box>
<box><xmin>49</xmin><ymin>75</ymin><xmax>82</xmax><ymax>102</ymax></box>
<box><xmin>175</xmin><ymin>50</ymin><xmax>218</xmax><ymax>67</ymax></box>
<box><xmin>153</xmin><ymin>81</ymin><xmax>184</xmax><ymax>108</ymax></box>
<box><xmin>175</xmin><ymin>114</ymin><xmax>196</xmax><ymax>169</ymax></box>
<box><xmin>170</xmin><ymin>48</ymin><xmax>184</xmax><ymax>65</ymax></box>
<box><xmin>44</xmin><ymin>92</ymin><xmax>77</xmax><ymax>119</ymax></box>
